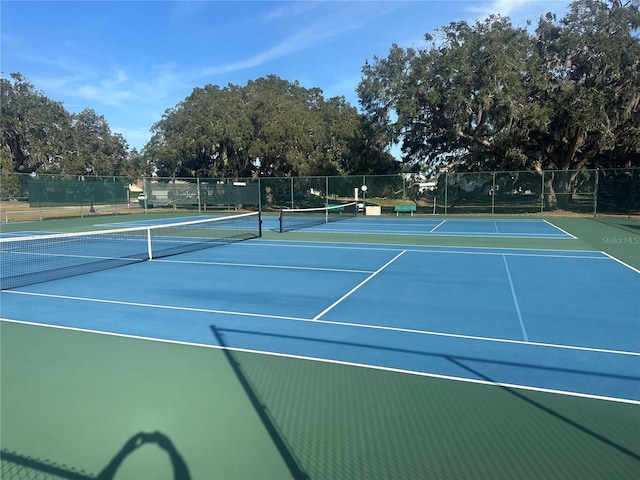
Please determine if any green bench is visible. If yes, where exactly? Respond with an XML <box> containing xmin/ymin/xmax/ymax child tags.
<box><xmin>394</xmin><ymin>203</ymin><xmax>417</xmax><ymax>216</ymax></box>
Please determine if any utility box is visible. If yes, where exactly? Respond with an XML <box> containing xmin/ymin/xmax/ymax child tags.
<box><xmin>365</xmin><ymin>205</ymin><xmax>381</xmax><ymax>216</ymax></box>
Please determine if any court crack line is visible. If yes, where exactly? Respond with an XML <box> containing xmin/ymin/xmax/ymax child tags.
<box><xmin>312</xmin><ymin>250</ymin><xmax>407</xmax><ymax>321</ymax></box>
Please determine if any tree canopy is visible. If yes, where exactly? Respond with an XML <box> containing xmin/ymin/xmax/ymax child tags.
<box><xmin>1</xmin><ymin>73</ymin><xmax>129</xmax><ymax>176</ymax></box>
<box><xmin>1</xmin><ymin>72</ymin><xmax>398</xmax><ymax>179</ymax></box>
<box><xmin>147</xmin><ymin>75</ymin><xmax>398</xmax><ymax>178</ymax></box>
<box><xmin>358</xmin><ymin>0</ymin><xmax>640</xmax><ymax>175</ymax></box>
<box><xmin>2</xmin><ymin>0</ymin><xmax>638</xmax><ymax>186</ymax></box>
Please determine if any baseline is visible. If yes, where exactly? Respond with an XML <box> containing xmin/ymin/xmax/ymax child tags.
<box><xmin>1</xmin><ymin>316</ymin><xmax>637</xmax><ymax>406</ymax></box>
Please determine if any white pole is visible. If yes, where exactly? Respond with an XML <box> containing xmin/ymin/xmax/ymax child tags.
<box><xmin>147</xmin><ymin>228</ymin><xmax>153</xmax><ymax>260</ymax></box>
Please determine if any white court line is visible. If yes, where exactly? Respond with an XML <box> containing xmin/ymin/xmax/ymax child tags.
<box><xmin>314</xmin><ymin>228</ymin><xmax>571</xmax><ymax>238</ymax></box>
<box><xmin>348</xmin><ymin>219</ymin><xmax>567</xmax><ymax>225</ymax></box>
<box><xmin>503</xmin><ymin>255</ymin><xmax>529</xmax><ymax>341</ymax></box>
<box><xmin>1</xmin><ymin>317</ymin><xmax>638</xmax><ymax>405</ymax></box>
<box><xmin>3</xmin><ymin>290</ymin><xmax>309</xmax><ymax>322</ymax></box>
<box><xmin>600</xmin><ymin>251</ymin><xmax>640</xmax><ymax>274</ymax></box>
<box><xmin>155</xmin><ymin>258</ymin><xmax>374</xmax><ymax>274</ymax></box>
<box><xmin>250</xmin><ymin>240</ymin><xmax>609</xmax><ymax>260</ymax></box>
<box><xmin>543</xmin><ymin>219</ymin><xmax>578</xmax><ymax>239</ymax></box>
<box><xmin>429</xmin><ymin>220</ymin><xmax>446</xmax><ymax>232</ymax></box>
<box><xmin>312</xmin><ymin>250</ymin><xmax>406</xmax><ymax>320</ymax></box>
<box><xmin>158</xmin><ymin>245</ymin><xmax>633</xmax><ymax>291</ymax></box>
<box><xmin>3</xmin><ymin>290</ymin><xmax>638</xmax><ymax>357</ymax></box>
<box><xmin>324</xmin><ymin>219</ymin><xmax>576</xmax><ymax>238</ymax></box>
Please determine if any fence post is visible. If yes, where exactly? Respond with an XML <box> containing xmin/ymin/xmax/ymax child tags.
<box><xmin>38</xmin><ymin>175</ymin><xmax>43</xmax><ymax>221</ymax></box>
<box><xmin>444</xmin><ymin>172</ymin><xmax>449</xmax><ymax>215</ymax></box>
<box><xmin>540</xmin><ymin>171</ymin><xmax>545</xmax><ymax>215</ymax></box>
<box><xmin>631</xmin><ymin>168</ymin><xmax>637</xmax><ymax>219</ymax></box>
<box><xmin>290</xmin><ymin>177</ymin><xmax>294</xmax><ymax>209</ymax></box>
<box><xmin>593</xmin><ymin>169</ymin><xmax>598</xmax><ymax>218</ymax></box>
<box><xmin>491</xmin><ymin>171</ymin><xmax>496</xmax><ymax>215</ymax></box>
<box><xmin>325</xmin><ymin>176</ymin><xmax>329</xmax><ymax>205</ymax></box>
<box><xmin>403</xmin><ymin>176</ymin><xmax>406</xmax><ymax>201</ymax></box>
<box><xmin>197</xmin><ymin>176</ymin><xmax>202</xmax><ymax>213</ymax></box>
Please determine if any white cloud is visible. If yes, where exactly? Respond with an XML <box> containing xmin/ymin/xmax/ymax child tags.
<box><xmin>262</xmin><ymin>1</ymin><xmax>322</xmax><ymax>22</ymax></box>
<box><xmin>78</xmin><ymin>84</ymin><xmax>133</xmax><ymax>105</ymax></box>
<box><xmin>200</xmin><ymin>2</ymin><xmax>397</xmax><ymax>78</ymax></box>
<box><xmin>200</xmin><ymin>27</ymin><xmax>339</xmax><ymax>77</ymax></box>
<box><xmin>323</xmin><ymin>76</ymin><xmax>361</xmax><ymax>103</ymax></box>
<box><xmin>468</xmin><ymin>0</ymin><xmax>531</xmax><ymax>17</ymax></box>
<box><xmin>112</xmin><ymin>126</ymin><xmax>154</xmax><ymax>149</ymax></box>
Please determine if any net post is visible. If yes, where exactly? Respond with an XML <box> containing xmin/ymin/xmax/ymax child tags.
<box><xmin>147</xmin><ymin>228</ymin><xmax>153</xmax><ymax>260</ymax></box>
<box><xmin>279</xmin><ymin>209</ymin><xmax>284</xmax><ymax>233</ymax></box>
<box><xmin>258</xmin><ymin>210</ymin><xmax>263</xmax><ymax>237</ymax></box>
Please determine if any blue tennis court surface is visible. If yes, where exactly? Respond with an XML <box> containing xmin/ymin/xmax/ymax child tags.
<box><xmin>101</xmin><ymin>215</ymin><xmax>220</xmax><ymax>227</ymax></box>
<box><xmin>266</xmin><ymin>216</ymin><xmax>575</xmax><ymax>238</ymax></box>
<box><xmin>101</xmin><ymin>216</ymin><xmax>576</xmax><ymax>239</ymax></box>
<box><xmin>2</xmin><ymin>238</ymin><xmax>638</xmax><ymax>403</ymax></box>
<box><xmin>0</xmin><ymin>231</ymin><xmax>57</xmax><ymax>238</ymax></box>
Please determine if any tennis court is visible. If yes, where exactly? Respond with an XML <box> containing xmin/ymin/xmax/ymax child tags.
<box><xmin>268</xmin><ymin>216</ymin><xmax>576</xmax><ymax>238</ymax></box>
<box><xmin>1</xmin><ymin>213</ymin><xmax>639</xmax><ymax>479</ymax></box>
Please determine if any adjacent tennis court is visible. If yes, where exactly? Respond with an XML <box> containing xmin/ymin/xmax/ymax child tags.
<box><xmin>1</xmin><ymin>213</ymin><xmax>638</xmax><ymax>479</ymax></box>
<box><xmin>271</xmin><ymin>214</ymin><xmax>576</xmax><ymax>238</ymax></box>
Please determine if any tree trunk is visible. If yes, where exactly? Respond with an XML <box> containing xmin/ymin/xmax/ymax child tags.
<box><xmin>544</xmin><ymin>174</ymin><xmax>558</xmax><ymax>210</ymax></box>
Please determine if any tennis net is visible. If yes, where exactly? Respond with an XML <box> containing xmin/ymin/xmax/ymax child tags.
<box><xmin>278</xmin><ymin>202</ymin><xmax>358</xmax><ymax>233</ymax></box>
<box><xmin>0</xmin><ymin>212</ymin><xmax>261</xmax><ymax>290</ymax></box>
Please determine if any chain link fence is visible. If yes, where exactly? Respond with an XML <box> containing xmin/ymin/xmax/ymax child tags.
<box><xmin>1</xmin><ymin>169</ymin><xmax>638</xmax><ymax>222</ymax></box>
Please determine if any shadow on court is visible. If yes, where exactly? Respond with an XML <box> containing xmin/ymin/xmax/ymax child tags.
<box><xmin>0</xmin><ymin>431</ymin><xmax>190</xmax><ymax>480</ymax></box>
<box><xmin>444</xmin><ymin>357</ymin><xmax>640</xmax><ymax>462</ymax></box>
<box><xmin>211</xmin><ymin>325</ymin><xmax>310</xmax><ymax>480</ymax></box>
<box><xmin>211</xmin><ymin>326</ymin><xmax>640</xmax><ymax>478</ymax></box>
<box><xmin>217</xmin><ymin>327</ymin><xmax>639</xmax><ymax>394</ymax></box>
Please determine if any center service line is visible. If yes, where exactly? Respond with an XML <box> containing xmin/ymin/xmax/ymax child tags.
<box><xmin>313</xmin><ymin>250</ymin><xmax>407</xmax><ymax>321</ymax></box>
<box><xmin>429</xmin><ymin>220</ymin><xmax>446</xmax><ymax>232</ymax></box>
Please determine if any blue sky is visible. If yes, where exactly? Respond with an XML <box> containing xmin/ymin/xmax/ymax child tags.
<box><xmin>2</xmin><ymin>1</ymin><xmax>570</xmax><ymax>152</ymax></box>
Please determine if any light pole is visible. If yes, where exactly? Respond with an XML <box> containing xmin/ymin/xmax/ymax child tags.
<box><xmin>361</xmin><ymin>185</ymin><xmax>367</xmax><ymax>215</ymax></box>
